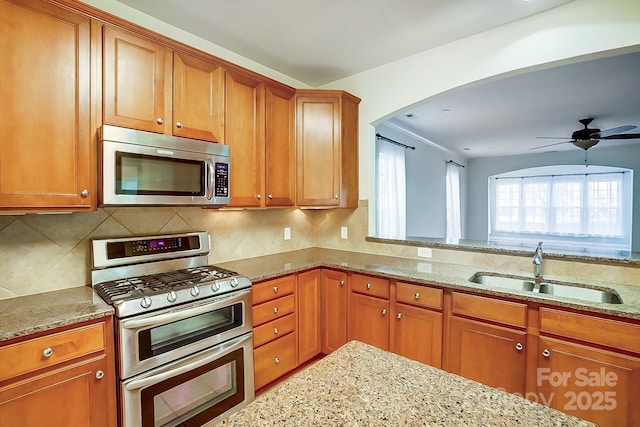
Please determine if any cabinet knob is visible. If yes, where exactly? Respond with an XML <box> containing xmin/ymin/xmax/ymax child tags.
<box><xmin>366</xmin><ymin>283</ymin><xmax>372</xmax><ymax>289</ymax></box>
<box><xmin>542</xmin><ymin>349</ymin><xmax>551</xmax><ymax>357</ymax></box>
<box><xmin>340</xmin><ymin>280</ymin><xmax>345</xmax><ymax>287</ymax></box>
<box><xmin>43</xmin><ymin>347</ymin><xmax>53</xmax><ymax>358</ymax></box>
<box><xmin>414</xmin><ymin>292</ymin><xmax>420</xmax><ymax>300</ymax></box>
<box><xmin>176</xmin><ymin>121</ymin><xmax>183</xmax><ymax>128</ymax></box>
<box><xmin>156</xmin><ymin>117</ymin><xmax>164</xmax><ymax>125</ymax></box>
<box><xmin>273</xmin><ymin>286</ymin><xmax>278</xmax><ymax>293</ymax></box>
<box><xmin>396</xmin><ymin>313</ymin><xmax>402</xmax><ymax>319</ymax></box>
<box><xmin>334</xmin><ymin>194</ymin><xmax>339</xmax><ymax>199</ymax></box>
<box><xmin>273</xmin><ymin>307</ymin><xmax>278</xmax><ymax>313</ymax></box>
<box><xmin>515</xmin><ymin>342</ymin><xmax>523</xmax><ymax>351</ymax></box>
<box><xmin>273</xmin><ymin>328</ymin><xmax>279</xmax><ymax>335</ymax></box>
<box><xmin>80</xmin><ymin>189</ymin><xmax>89</xmax><ymax>198</ymax></box>
<box><xmin>268</xmin><ymin>194</ymin><xmax>273</xmax><ymax>199</ymax></box>
<box><xmin>257</xmin><ymin>194</ymin><xmax>262</xmax><ymax>200</ymax></box>
<box><xmin>96</xmin><ymin>370</ymin><xmax>105</xmax><ymax>380</ymax></box>
<box><xmin>274</xmin><ymin>357</ymin><xmax>280</xmax><ymax>364</ymax></box>
<box><xmin>381</xmin><ymin>309</ymin><xmax>387</xmax><ymax>315</ymax></box>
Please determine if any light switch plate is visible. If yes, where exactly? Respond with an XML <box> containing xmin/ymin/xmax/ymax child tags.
<box><xmin>341</xmin><ymin>226</ymin><xmax>348</xmax><ymax>239</ymax></box>
<box><xmin>284</xmin><ymin>227</ymin><xmax>291</xmax><ymax>240</ymax></box>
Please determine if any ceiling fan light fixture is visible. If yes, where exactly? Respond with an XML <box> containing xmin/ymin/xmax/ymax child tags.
<box><xmin>572</xmin><ymin>139</ymin><xmax>599</xmax><ymax>150</ymax></box>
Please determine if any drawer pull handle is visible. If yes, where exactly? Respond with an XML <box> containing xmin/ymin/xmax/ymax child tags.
<box><xmin>273</xmin><ymin>307</ymin><xmax>278</xmax><ymax>313</ymax></box>
<box><xmin>414</xmin><ymin>292</ymin><xmax>420</xmax><ymax>299</ymax></box>
<box><xmin>340</xmin><ymin>280</ymin><xmax>345</xmax><ymax>287</ymax></box>
<box><xmin>381</xmin><ymin>309</ymin><xmax>387</xmax><ymax>315</ymax></box>
<box><xmin>96</xmin><ymin>370</ymin><xmax>105</xmax><ymax>380</ymax></box>
<box><xmin>43</xmin><ymin>347</ymin><xmax>53</xmax><ymax>358</ymax></box>
<box><xmin>515</xmin><ymin>342</ymin><xmax>523</xmax><ymax>351</ymax></box>
<box><xmin>273</xmin><ymin>328</ymin><xmax>279</xmax><ymax>334</ymax></box>
<box><xmin>366</xmin><ymin>283</ymin><xmax>372</xmax><ymax>289</ymax></box>
<box><xmin>542</xmin><ymin>349</ymin><xmax>551</xmax><ymax>357</ymax></box>
<box><xmin>273</xmin><ymin>286</ymin><xmax>278</xmax><ymax>293</ymax></box>
<box><xmin>396</xmin><ymin>313</ymin><xmax>402</xmax><ymax>319</ymax></box>
<box><xmin>274</xmin><ymin>357</ymin><xmax>280</xmax><ymax>364</ymax></box>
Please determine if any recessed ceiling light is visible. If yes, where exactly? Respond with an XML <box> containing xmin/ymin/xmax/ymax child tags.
<box><xmin>441</xmin><ymin>108</ymin><xmax>451</xmax><ymax>113</ymax></box>
<box><xmin>405</xmin><ymin>113</ymin><xmax>416</xmax><ymax>119</ymax></box>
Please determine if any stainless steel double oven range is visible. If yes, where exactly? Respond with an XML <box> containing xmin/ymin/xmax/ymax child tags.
<box><xmin>91</xmin><ymin>231</ymin><xmax>254</xmax><ymax>427</ymax></box>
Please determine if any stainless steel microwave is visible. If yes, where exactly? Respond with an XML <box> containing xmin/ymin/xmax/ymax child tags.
<box><xmin>98</xmin><ymin>125</ymin><xmax>230</xmax><ymax>207</ymax></box>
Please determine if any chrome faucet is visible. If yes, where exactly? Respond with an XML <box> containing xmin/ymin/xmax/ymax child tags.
<box><xmin>532</xmin><ymin>242</ymin><xmax>543</xmax><ymax>284</ymax></box>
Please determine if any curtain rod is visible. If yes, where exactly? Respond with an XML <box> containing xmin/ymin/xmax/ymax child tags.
<box><xmin>447</xmin><ymin>160</ymin><xmax>465</xmax><ymax>168</ymax></box>
<box><xmin>376</xmin><ymin>133</ymin><xmax>415</xmax><ymax>150</ymax></box>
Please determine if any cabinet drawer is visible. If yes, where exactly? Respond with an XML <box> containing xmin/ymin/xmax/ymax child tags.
<box><xmin>451</xmin><ymin>292</ymin><xmax>527</xmax><ymax>328</ymax></box>
<box><xmin>0</xmin><ymin>323</ymin><xmax>106</xmax><ymax>382</ymax></box>
<box><xmin>252</xmin><ymin>275</ymin><xmax>295</xmax><ymax>305</ymax></box>
<box><xmin>540</xmin><ymin>307</ymin><xmax>640</xmax><ymax>354</ymax></box>
<box><xmin>351</xmin><ymin>274</ymin><xmax>390</xmax><ymax>299</ymax></box>
<box><xmin>253</xmin><ymin>313</ymin><xmax>296</xmax><ymax>348</ymax></box>
<box><xmin>396</xmin><ymin>282</ymin><xmax>442</xmax><ymax>310</ymax></box>
<box><xmin>253</xmin><ymin>332</ymin><xmax>296</xmax><ymax>390</ymax></box>
<box><xmin>252</xmin><ymin>294</ymin><xmax>295</xmax><ymax>327</ymax></box>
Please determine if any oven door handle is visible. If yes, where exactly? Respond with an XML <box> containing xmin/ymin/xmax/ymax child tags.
<box><xmin>121</xmin><ymin>292</ymin><xmax>246</xmax><ymax>330</ymax></box>
<box><xmin>124</xmin><ymin>333</ymin><xmax>250</xmax><ymax>392</ymax></box>
<box><xmin>206</xmin><ymin>159</ymin><xmax>214</xmax><ymax>200</ymax></box>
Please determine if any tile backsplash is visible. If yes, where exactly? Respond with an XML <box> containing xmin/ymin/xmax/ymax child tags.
<box><xmin>1</xmin><ymin>199</ymin><xmax>638</xmax><ymax>299</ymax></box>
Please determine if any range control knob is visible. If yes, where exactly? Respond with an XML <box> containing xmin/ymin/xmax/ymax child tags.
<box><xmin>190</xmin><ymin>286</ymin><xmax>200</xmax><ymax>297</ymax></box>
<box><xmin>140</xmin><ymin>297</ymin><xmax>152</xmax><ymax>309</ymax></box>
<box><xmin>167</xmin><ymin>290</ymin><xmax>177</xmax><ymax>302</ymax></box>
<box><xmin>211</xmin><ymin>282</ymin><xmax>221</xmax><ymax>293</ymax></box>
<box><xmin>230</xmin><ymin>277</ymin><xmax>239</xmax><ymax>288</ymax></box>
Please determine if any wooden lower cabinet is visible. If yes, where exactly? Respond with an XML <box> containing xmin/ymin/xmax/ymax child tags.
<box><xmin>253</xmin><ymin>332</ymin><xmax>297</xmax><ymax>390</ymax></box>
<box><xmin>348</xmin><ymin>292</ymin><xmax>390</xmax><ymax>351</ymax></box>
<box><xmin>448</xmin><ymin>316</ymin><xmax>527</xmax><ymax>394</ymax></box>
<box><xmin>537</xmin><ymin>337</ymin><xmax>640</xmax><ymax>427</ymax></box>
<box><xmin>392</xmin><ymin>303</ymin><xmax>442</xmax><ymax>368</ymax></box>
<box><xmin>297</xmin><ymin>270</ymin><xmax>322</xmax><ymax>364</ymax></box>
<box><xmin>321</xmin><ymin>269</ymin><xmax>348</xmax><ymax>354</ymax></box>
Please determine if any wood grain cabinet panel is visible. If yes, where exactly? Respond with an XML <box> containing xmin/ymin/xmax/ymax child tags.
<box><xmin>297</xmin><ymin>269</ymin><xmax>322</xmax><ymax>364</ymax></box>
<box><xmin>252</xmin><ymin>294</ymin><xmax>295</xmax><ymax>327</ymax></box>
<box><xmin>392</xmin><ymin>302</ymin><xmax>443</xmax><ymax>368</ymax></box>
<box><xmin>0</xmin><ymin>0</ymin><xmax>94</xmax><ymax>211</ymax></box>
<box><xmin>253</xmin><ymin>332</ymin><xmax>296</xmax><ymax>391</ymax></box>
<box><xmin>348</xmin><ymin>292</ymin><xmax>390</xmax><ymax>351</ymax></box>
<box><xmin>321</xmin><ymin>269</ymin><xmax>348</xmax><ymax>354</ymax></box>
<box><xmin>252</xmin><ymin>275</ymin><xmax>295</xmax><ymax>305</ymax></box>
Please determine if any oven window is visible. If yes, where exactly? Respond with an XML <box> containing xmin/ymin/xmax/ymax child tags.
<box><xmin>138</xmin><ymin>303</ymin><xmax>243</xmax><ymax>361</ymax></box>
<box><xmin>116</xmin><ymin>152</ymin><xmax>205</xmax><ymax>196</ymax></box>
<box><xmin>141</xmin><ymin>348</ymin><xmax>245</xmax><ymax>427</ymax></box>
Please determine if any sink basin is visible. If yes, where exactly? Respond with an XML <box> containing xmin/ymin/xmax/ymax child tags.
<box><xmin>469</xmin><ymin>273</ymin><xmax>536</xmax><ymax>292</ymax></box>
<box><xmin>538</xmin><ymin>283</ymin><xmax>623</xmax><ymax>304</ymax></box>
<box><xmin>469</xmin><ymin>272</ymin><xmax>623</xmax><ymax>304</ymax></box>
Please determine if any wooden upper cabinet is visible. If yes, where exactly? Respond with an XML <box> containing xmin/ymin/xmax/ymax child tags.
<box><xmin>103</xmin><ymin>26</ymin><xmax>170</xmax><ymax>134</ymax></box>
<box><xmin>173</xmin><ymin>51</ymin><xmax>225</xmax><ymax>142</ymax></box>
<box><xmin>295</xmin><ymin>90</ymin><xmax>360</xmax><ymax>208</ymax></box>
<box><xmin>103</xmin><ymin>27</ymin><xmax>225</xmax><ymax>141</ymax></box>
<box><xmin>0</xmin><ymin>0</ymin><xmax>94</xmax><ymax>211</ymax></box>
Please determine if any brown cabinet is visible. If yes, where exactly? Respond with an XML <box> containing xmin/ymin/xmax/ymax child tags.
<box><xmin>348</xmin><ymin>274</ymin><xmax>390</xmax><ymax>350</ymax></box>
<box><xmin>295</xmin><ymin>90</ymin><xmax>360</xmax><ymax>208</ymax></box>
<box><xmin>0</xmin><ymin>319</ymin><xmax>116</xmax><ymax>427</ymax></box>
<box><xmin>321</xmin><ymin>269</ymin><xmax>348</xmax><ymax>354</ymax></box>
<box><xmin>391</xmin><ymin>282</ymin><xmax>443</xmax><ymax>368</ymax></box>
<box><xmin>0</xmin><ymin>0</ymin><xmax>94</xmax><ymax>211</ymax></box>
<box><xmin>103</xmin><ymin>26</ymin><xmax>225</xmax><ymax>141</ymax></box>
<box><xmin>297</xmin><ymin>269</ymin><xmax>321</xmax><ymax>364</ymax></box>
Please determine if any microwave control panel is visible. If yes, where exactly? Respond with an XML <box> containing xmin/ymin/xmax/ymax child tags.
<box><xmin>214</xmin><ymin>162</ymin><xmax>229</xmax><ymax>197</ymax></box>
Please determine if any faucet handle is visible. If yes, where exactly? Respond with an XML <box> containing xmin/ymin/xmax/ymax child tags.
<box><xmin>536</xmin><ymin>241</ymin><xmax>543</xmax><ymax>251</ymax></box>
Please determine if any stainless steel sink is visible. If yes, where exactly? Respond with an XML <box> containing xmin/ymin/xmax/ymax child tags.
<box><xmin>469</xmin><ymin>273</ymin><xmax>623</xmax><ymax>304</ymax></box>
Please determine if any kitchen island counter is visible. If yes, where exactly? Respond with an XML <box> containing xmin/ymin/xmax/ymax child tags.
<box><xmin>217</xmin><ymin>340</ymin><xmax>593</xmax><ymax>426</ymax></box>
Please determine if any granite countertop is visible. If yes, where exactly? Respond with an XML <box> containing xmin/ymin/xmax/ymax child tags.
<box><xmin>0</xmin><ymin>286</ymin><xmax>114</xmax><ymax>343</ymax></box>
<box><xmin>218</xmin><ymin>248</ymin><xmax>640</xmax><ymax>321</ymax></box>
<box><xmin>217</xmin><ymin>340</ymin><xmax>594</xmax><ymax>427</ymax></box>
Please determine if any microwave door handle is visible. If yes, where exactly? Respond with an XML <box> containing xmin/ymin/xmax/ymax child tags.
<box><xmin>206</xmin><ymin>159</ymin><xmax>214</xmax><ymax>200</ymax></box>
<box><xmin>124</xmin><ymin>333</ymin><xmax>250</xmax><ymax>391</ymax></box>
<box><xmin>121</xmin><ymin>292</ymin><xmax>245</xmax><ymax>330</ymax></box>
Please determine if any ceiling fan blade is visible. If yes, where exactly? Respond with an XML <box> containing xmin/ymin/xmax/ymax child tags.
<box><xmin>536</xmin><ymin>136</ymin><xmax>571</xmax><ymax>140</ymax></box>
<box><xmin>600</xmin><ymin>133</ymin><xmax>640</xmax><ymax>140</ymax></box>
<box><xmin>591</xmin><ymin>125</ymin><xmax>637</xmax><ymax>138</ymax></box>
<box><xmin>530</xmin><ymin>140</ymin><xmax>571</xmax><ymax>150</ymax></box>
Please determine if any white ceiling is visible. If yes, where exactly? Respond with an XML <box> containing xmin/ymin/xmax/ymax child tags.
<box><xmin>116</xmin><ymin>0</ymin><xmax>571</xmax><ymax>86</ymax></box>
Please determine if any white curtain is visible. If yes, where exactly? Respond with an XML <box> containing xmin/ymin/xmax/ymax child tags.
<box><xmin>445</xmin><ymin>162</ymin><xmax>461</xmax><ymax>241</ymax></box>
<box><xmin>376</xmin><ymin>141</ymin><xmax>406</xmax><ymax>239</ymax></box>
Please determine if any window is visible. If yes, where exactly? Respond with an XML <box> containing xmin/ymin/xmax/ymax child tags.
<box><xmin>488</xmin><ymin>165</ymin><xmax>633</xmax><ymax>255</ymax></box>
<box><xmin>376</xmin><ymin>140</ymin><xmax>406</xmax><ymax>239</ymax></box>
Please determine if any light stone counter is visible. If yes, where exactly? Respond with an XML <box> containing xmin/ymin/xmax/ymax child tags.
<box><xmin>217</xmin><ymin>341</ymin><xmax>594</xmax><ymax>427</ymax></box>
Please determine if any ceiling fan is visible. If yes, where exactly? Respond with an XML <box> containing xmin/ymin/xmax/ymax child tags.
<box><xmin>531</xmin><ymin>118</ymin><xmax>640</xmax><ymax>164</ymax></box>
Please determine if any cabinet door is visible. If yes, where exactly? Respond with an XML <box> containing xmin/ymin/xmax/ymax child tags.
<box><xmin>264</xmin><ymin>85</ymin><xmax>295</xmax><ymax>206</ymax></box>
<box><xmin>0</xmin><ymin>356</ymin><xmax>115</xmax><ymax>427</ymax></box>
<box><xmin>103</xmin><ymin>26</ymin><xmax>170</xmax><ymax>133</ymax></box>
<box><xmin>448</xmin><ymin>316</ymin><xmax>526</xmax><ymax>394</ymax></box>
<box><xmin>295</xmin><ymin>94</ymin><xmax>341</xmax><ymax>207</ymax></box>
<box><xmin>0</xmin><ymin>0</ymin><xmax>93</xmax><ymax>210</ymax></box>
<box><xmin>173</xmin><ymin>51</ymin><xmax>225</xmax><ymax>142</ymax></box>
<box><xmin>348</xmin><ymin>292</ymin><xmax>390</xmax><ymax>351</ymax></box>
<box><xmin>321</xmin><ymin>269</ymin><xmax>348</xmax><ymax>354</ymax></box>
<box><xmin>225</xmin><ymin>71</ymin><xmax>265</xmax><ymax>207</ymax></box>
<box><xmin>392</xmin><ymin>303</ymin><xmax>442</xmax><ymax>368</ymax></box>
<box><xmin>297</xmin><ymin>270</ymin><xmax>321</xmax><ymax>364</ymax></box>
<box><xmin>537</xmin><ymin>336</ymin><xmax>640</xmax><ymax>427</ymax></box>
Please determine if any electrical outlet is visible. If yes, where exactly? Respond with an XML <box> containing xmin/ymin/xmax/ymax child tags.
<box><xmin>341</xmin><ymin>226</ymin><xmax>348</xmax><ymax>239</ymax></box>
<box><xmin>417</xmin><ymin>247</ymin><xmax>432</xmax><ymax>258</ymax></box>
<box><xmin>417</xmin><ymin>262</ymin><xmax>432</xmax><ymax>273</ymax></box>
<box><xmin>284</xmin><ymin>227</ymin><xmax>291</xmax><ymax>240</ymax></box>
